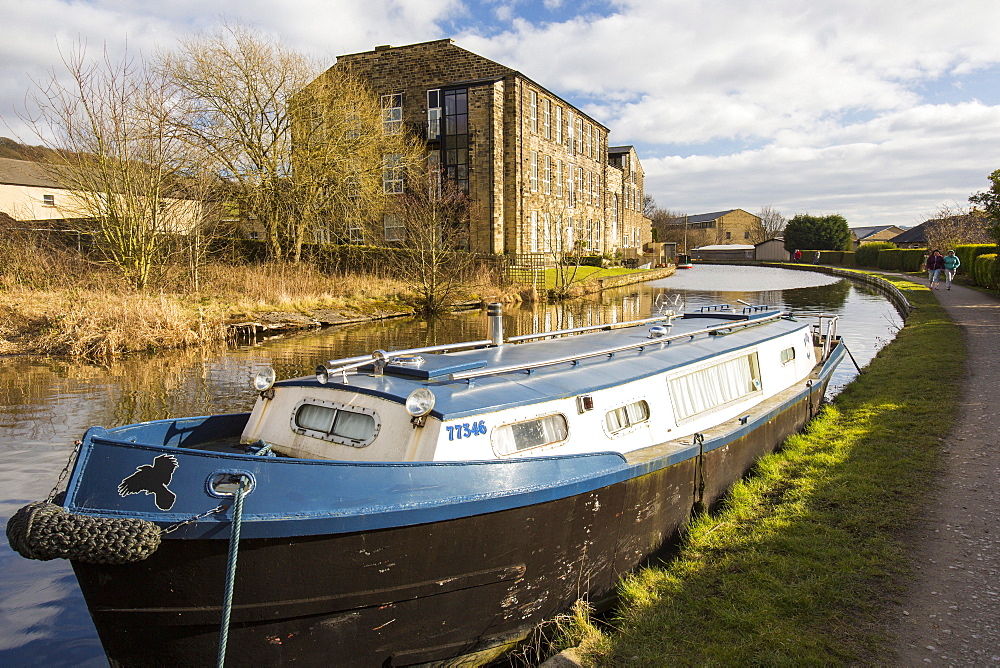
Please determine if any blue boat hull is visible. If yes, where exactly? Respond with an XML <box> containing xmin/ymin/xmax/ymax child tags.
<box><xmin>65</xmin><ymin>345</ymin><xmax>844</xmax><ymax>666</ymax></box>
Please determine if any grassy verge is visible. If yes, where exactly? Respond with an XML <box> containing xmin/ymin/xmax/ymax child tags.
<box><xmin>565</xmin><ymin>274</ymin><xmax>962</xmax><ymax>664</ymax></box>
<box><xmin>544</xmin><ymin>266</ymin><xmax>660</xmax><ymax>291</ymax></box>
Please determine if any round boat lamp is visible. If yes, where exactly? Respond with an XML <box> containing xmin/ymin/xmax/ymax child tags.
<box><xmin>315</xmin><ymin>364</ymin><xmax>330</xmax><ymax>385</ymax></box>
<box><xmin>405</xmin><ymin>388</ymin><xmax>436</xmax><ymax>417</ymax></box>
<box><xmin>252</xmin><ymin>367</ymin><xmax>276</xmax><ymax>392</ymax></box>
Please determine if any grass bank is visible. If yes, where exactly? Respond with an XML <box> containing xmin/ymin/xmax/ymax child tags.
<box><xmin>564</xmin><ymin>273</ymin><xmax>962</xmax><ymax>664</ymax></box>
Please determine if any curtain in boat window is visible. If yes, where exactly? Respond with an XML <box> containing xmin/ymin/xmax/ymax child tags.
<box><xmin>605</xmin><ymin>400</ymin><xmax>650</xmax><ymax>434</ymax></box>
<box><xmin>333</xmin><ymin>410</ymin><xmax>376</xmax><ymax>441</ymax></box>
<box><xmin>493</xmin><ymin>414</ymin><xmax>568</xmax><ymax>455</ymax></box>
<box><xmin>296</xmin><ymin>403</ymin><xmax>335</xmax><ymax>433</ymax></box>
<box><xmin>669</xmin><ymin>352</ymin><xmax>761</xmax><ymax>422</ymax></box>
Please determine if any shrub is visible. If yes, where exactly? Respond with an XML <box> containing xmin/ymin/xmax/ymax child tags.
<box><xmin>841</xmin><ymin>251</ymin><xmax>856</xmax><ymax>267</ymax></box>
<box><xmin>955</xmin><ymin>244</ymin><xmax>998</xmax><ymax>285</ymax></box>
<box><xmin>973</xmin><ymin>254</ymin><xmax>998</xmax><ymax>289</ymax></box>
<box><xmin>876</xmin><ymin>248</ymin><xmax>901</xmax><ymax>270</ymax></box>
<box><xmin>855</xmin><ymin>242</ymin><xmax>896</xmax><ymax>267</ymax></box>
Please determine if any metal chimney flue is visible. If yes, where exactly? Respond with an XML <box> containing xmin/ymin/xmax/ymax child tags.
<box><xmin>487</xmin><ymin>303</ymin><xmax>504</xmax><ymax>346</ymax></box>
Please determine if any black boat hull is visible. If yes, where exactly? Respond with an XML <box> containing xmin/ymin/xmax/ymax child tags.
<box><xmin>73</xmin><ymin>378</ymin><xmax>828</xmax><ymax>666</ymax></box>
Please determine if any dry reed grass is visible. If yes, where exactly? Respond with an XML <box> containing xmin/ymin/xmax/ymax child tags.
<box><xmin>0</xmin><ymin>234</ymin><xmax>514</xmax><ymax>359</ymax></box>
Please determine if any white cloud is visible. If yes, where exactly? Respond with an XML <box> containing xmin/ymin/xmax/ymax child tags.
<box><xmin>3</xmin><ymin>0</ymin><xmax>1000</xmax><ymax>230</ymax></box>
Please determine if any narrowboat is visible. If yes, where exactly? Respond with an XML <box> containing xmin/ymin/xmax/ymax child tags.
<box><xmin>8</xmin><ymin>302</ymin><xmax>844</xmax><ymax>666</ymax></box>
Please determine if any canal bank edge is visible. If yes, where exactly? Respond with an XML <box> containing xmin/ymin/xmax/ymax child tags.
<box><xmin>226</xmin><ymin>266</ymin><xmax>677</xmax><ymax>341</ymax></box>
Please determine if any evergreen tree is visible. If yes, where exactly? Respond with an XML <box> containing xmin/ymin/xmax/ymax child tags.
<box><xmin>783</xmin><ymin>214</ymin><xmax>851</xmax><ymax>252</ymax></box>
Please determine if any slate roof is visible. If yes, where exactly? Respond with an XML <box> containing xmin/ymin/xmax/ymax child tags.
<box><xmin>890</xmin><ymin>223</ymin><xmax>927</xmax><ymax>245</ymax></box>
<box><xmin>0</xmin><ymin>157</ymin><xmax>65</xmax><ymax>189</ymax></box>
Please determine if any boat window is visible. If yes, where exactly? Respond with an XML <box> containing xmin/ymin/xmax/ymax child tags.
<box><xmin>493</xmin><ymin>414</ymin><xmax>568</xmax><ymax>455</ymax></box>
<box><xmin>292</xmin><ymin>400</ymin><xmax>379</xmax><ymax>448</ymax></box>
<box><xmin>780</xmin><ymin>347</ymin><xmax>795</xmax><ymax>365</ymax></box>
<box><xmin>668</xmin><ymin>352</ymin><xmax>762</xmax><ymax>423</ymax></box>
<box><xmin>605</xmin><ymin>400</ymin><xmax>650</xmax><ymax>434</ymax></box>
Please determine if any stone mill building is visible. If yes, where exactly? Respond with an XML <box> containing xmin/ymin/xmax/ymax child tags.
<box><xmin>305</xmin><ymin>38</ymin><xmax>651</xmax><ymax>258</ymax></box>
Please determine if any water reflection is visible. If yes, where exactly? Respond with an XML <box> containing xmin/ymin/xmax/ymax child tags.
<box><xmin>0</xmin><ymin>265</ymin><xmax>902</xmax><ymax>666</ymax></box>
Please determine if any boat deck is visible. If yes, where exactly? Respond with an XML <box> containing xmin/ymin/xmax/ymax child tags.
<box><xmin>277</xmin><ymin>309</ymin><xmax>808</xmax><ymax>421</ymax></box>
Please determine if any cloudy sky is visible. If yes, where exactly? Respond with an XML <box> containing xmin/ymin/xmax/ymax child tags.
<box><xmin>3</xmin><ymin>0</ymin><xmax>999</xmax><ymax>228</ymax></box>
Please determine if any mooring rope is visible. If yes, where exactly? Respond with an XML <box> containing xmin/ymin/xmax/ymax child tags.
<box><xmin>217</xmin><ymin>475</ymin><xmax>249</xmax><ymax>668</ymax></box>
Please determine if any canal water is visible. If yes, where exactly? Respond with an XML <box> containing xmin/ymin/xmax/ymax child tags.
<box><xmin>0</xmin><ymin>265</ymin><xmax>903</xmax><ymax>666</ymax></box>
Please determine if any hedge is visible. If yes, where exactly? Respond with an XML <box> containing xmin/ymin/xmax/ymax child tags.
<box><xmin>841</xmin><ymin>251</ymin><xmax>856</xmax><ymax>267</ymax></box>
<box><xmin>973</xmin><ymin>254</ymin><xmax>999</xmax><ymax>290</ymax></box>
<box><xmin>899</xmin><ymin>249</ymin><xmax>926</xmax><ymax>272</ymax></box>
<box><xmin>817</xmin><ymin>251</ymin><xmax>843</xmax><ymax>264</ymax></box>
<box><xmin>855</xmin><ymin>242</ymin><xmax>896</xmax><ymax>267</ymax></box>
<box><xmin>876</xmin><ymin>248</ymin><xmax>901</xmax><ymax>270</ymax></box>
<box><xmin>955</xmin><ymin>244</ymin><xmax>999</xmax><ymax>286</ymax></box>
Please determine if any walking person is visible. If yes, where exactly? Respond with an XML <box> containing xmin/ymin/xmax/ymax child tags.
<box><xmin>926</xmin><ymin>249</ymin><xmax>944</xmax><ymax>290</ymax></box>
<box><xmin>943</xmin><ymin>250</ymin><xmax>961</xmax><ymax>290</ymax></box>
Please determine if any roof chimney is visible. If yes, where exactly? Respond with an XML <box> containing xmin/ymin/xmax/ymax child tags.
<box><xmin>374</xmin><ymin>45</ymin><xmax>391</xmax><ymax>52</ymax></box>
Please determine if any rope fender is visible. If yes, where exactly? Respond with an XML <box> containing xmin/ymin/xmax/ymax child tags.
<box><xmin>6</xmin><ymin>501</ymin><xmax>161</xmax><ymax>565</ymax></box>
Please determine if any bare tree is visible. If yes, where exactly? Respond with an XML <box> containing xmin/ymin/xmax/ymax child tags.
<box><xmin>24</xmin><ymin>43</ymin><xmax>208</xmax><ymax>289</ymax></box>
<box><xmin>158</xmin><ymin>23</ymin><xmax>422</xmax><ymax>262</ymax></box>
<box><xmin>384</xmin><ymin>167</ymin><xmax>477</xmax><ymax>315</ymax></box>
<box><xmin>755</xmin><ymin>205</ymin><xmax>786</xmax><ymax>242</ymax></box>
<box><xmin>924</xmin><ymin>203</ymin><xmax>993</xmax><ymax>251</ymax></box>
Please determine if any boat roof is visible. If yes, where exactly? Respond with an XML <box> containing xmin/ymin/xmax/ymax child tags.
<box><xmin>277</xmin><ymin>308</ymin><xmax>808</xmax><ymax>420</ymax></box>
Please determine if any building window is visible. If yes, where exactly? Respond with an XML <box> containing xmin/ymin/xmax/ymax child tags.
<box><xmin>591</xmin><ymin>127</ymin><xmax>598</xmax><ymax>160</ymax></box>
<box><xmin>42</xmin><ymin>194</ymin><xmax>55</xmax><ymax>207</ymax></box>
<box><xmin>543</xmin><ymin>155</ymin><xmax>552</xmax><ymax>195</ymax></box>
<box><xmin>348</xmin><ymin>219</ymin><xmax>364</xmax><ymax>244</ymax></box>
<box><xmin>383</xmin><ymin>154</ymin><xmax>405</xmax><ymax>194</ymax></box>
<box><xmin>381</xmin><ymin>93</ymin><xmax>402</xmax><ymax>135</ymax></box>
<box><xmin>567</xmin><ymin>111</ymin><xmax>574</xmax><ymax>152</ymax></box>
<box><xmin>530</xmin><ymin>210</ymin><xmax>538</xmax><ymax>252</ymax></box>
<box><xmin>567</xmin><ymin>162</ymin><xmax>575</xmax><ymax>208</ymax></box>
<box><xmin>556</xmin><ymin>160</ymin><xmax>563</xmax><ymax>198</ymax></box>
<box><xmin>543</xmin><ymin>212</ymin><xmax>551</xmax><ymax>251</ymax></box>
<box><xmin>745</xmin><ymin>231</ymin><xmax>751</xmax><ymax>239</ymax></box>
<box><xmin>611</xmin><ymin>195</ymin><xmax>619</xmax><ymax>243</ymax></box>
<box><xmin>529</xmin><ymin>90</ymin><xmax>538</xmax><ymax>133</ymax></box>
<box><xmin>575</xmin><ymin>117</ymin><xmax>583</xmax><ymax>155</ymax></box>
<box><xmin>555</xmin><ymin>106</ymin><xmax>563</xmax><ymax>144</ymax></box>
<box><xmin>543</xmin><ymin>99</ymin><xmax>551</xmax><ymax>139</ymax></box>
<box><xmin>726</xmin><ymin>231</ymin><xmax>732</xmax><ymax>240</ymax></box>
<box><xmin>384</xmin><ymin>213</ymin><xmax>405</xmax><ymax>242</ymax></box>
<box><xmin>427</xmin><ymin>89</ymin><xmax>441</xmax><ymax>139</ymax></box>
<box><xmin>530</xmin><ymin>151</ymin><xmax>538</xmax><ymax>192</ymax></box>
<box><xmin>442</xmin><ymin>88</ymin><xmax>469</xmax><ymax>193</ymax></box>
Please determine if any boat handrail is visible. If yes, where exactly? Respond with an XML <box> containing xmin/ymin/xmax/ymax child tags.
<box><xmin>449</xmin><ymin>312</ymin><xmax>786</xmax><ymax>382</ymax></box>
<box><xmin>506</xmin><ymin>315</ymin><xmax>676</xmax><ymax>343</ymax></box>
<box><xmin>816</xmin><ymin>314</ymin><xmax>839</xmax><ymax>361</ymax></box>
<box><xmin>323</xmin><ymin>339</ymin><xmax>495</xmax><ymax>369</ymax></box>
<box><xmin>321</xmin><ymin>313</ymin><xmax>680</xmax><ymax>370</ymax></box>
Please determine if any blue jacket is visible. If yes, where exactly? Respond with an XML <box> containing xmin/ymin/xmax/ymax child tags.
<box><xmin>943</xmin><ymin>254</ymin><xmax>960</xmax><ymax>271</ymax></box>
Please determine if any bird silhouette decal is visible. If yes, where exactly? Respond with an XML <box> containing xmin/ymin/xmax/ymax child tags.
<box><xmin>118</xmin><ymin>454</ymin><xmax>179</xmax><ymax>511</ymax></box>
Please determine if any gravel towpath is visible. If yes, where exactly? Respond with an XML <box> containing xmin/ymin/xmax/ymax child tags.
<box><xmin>891</xmin><ymin>280</ymin><xmax>1000</xmax><ymax>665</ymax></box>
